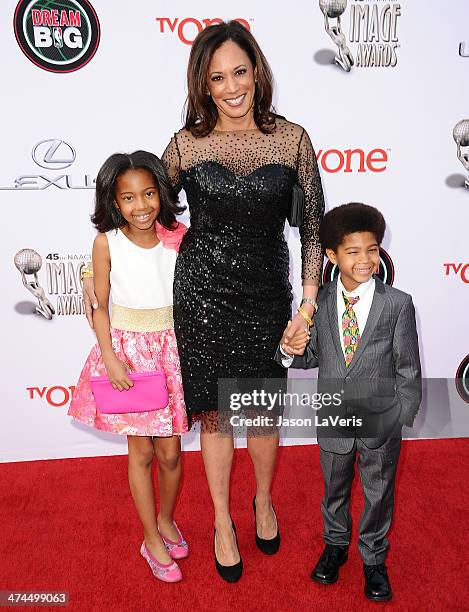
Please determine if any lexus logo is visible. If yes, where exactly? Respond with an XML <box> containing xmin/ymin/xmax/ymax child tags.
<box><xmin>32</xmin><ymin>139</ymin><xmax>76</xmax><ymax>170</ymax></box>
<box><xmin>0</xmin><ymin>139</ymin><xmax>94</xmax><ymax>190</ymax></box>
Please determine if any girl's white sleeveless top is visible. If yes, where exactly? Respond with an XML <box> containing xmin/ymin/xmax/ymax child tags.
<box><xmin>106</xmin><ymin>229</ymin><xmax>176</xmax><ymax>309</ymax></box>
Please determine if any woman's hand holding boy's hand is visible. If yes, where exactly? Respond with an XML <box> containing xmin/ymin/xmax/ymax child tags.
<box><xmin>104</xmin><ymin>356</ymin><xmax>134</xmax><ymax>391</ymax></box>
<box><xmin>281</xmin><ymin>319</ymin><xmax>310</xmax><ymax>355</ymax></box>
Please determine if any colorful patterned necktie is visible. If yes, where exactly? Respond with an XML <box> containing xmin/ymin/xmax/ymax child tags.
<box><xmin>342</xmin><ymin>293</ymin><xmax>360</xmax><ymax>367</ymax></box>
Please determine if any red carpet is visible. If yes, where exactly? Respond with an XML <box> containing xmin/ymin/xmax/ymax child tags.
<box><xmin>1</xmin><ymin>439</ymin><xmax>468</xmax><ymax>611</ymax></box>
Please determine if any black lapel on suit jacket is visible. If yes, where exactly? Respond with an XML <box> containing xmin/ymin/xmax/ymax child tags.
<box><xmin>346</xmin><ymin>277</ymin><xmax>386</xmax><ymax>374</ymax></box>
<box><xmin>326</xmin><ymin>277</ymin><xmax>347</xmax><ymax>375</ymax></box>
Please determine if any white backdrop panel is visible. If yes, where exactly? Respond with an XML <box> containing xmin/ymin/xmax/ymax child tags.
<box><xmin>1</xmin><ymin>0</ymin><xmax>468</xmax><ymax>461</ymax></box>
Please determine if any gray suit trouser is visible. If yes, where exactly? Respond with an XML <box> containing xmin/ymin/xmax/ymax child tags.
<box><xmin>319</xmin><ymin>436</ymin><xmax>401</xmax><ymax>565</ymax></box>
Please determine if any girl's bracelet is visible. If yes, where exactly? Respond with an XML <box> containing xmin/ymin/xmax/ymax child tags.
<box><xmin>81</xmin><ymin>265</ymin><xmax>94</xmax><ymax>280</ymax></box>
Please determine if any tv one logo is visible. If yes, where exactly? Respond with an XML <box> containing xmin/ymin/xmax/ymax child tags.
<box><xmin>27</xmin><ymin>385</ymin><xmax>76</xmax><ymax>407</ymax></box>
<box><xmin>155</xmin><ymin>17</ymin><xmax>251</xmax><ymax>45</ymax></box>
<box><xmin>316</xmin><ymin>148</ymin><xmax>388</xmax><ymax>173</ymax></box>
<box><xmin>444</xmin><ymin>263</ymin><xmax>469</xmax><ymax>284</ymax></box>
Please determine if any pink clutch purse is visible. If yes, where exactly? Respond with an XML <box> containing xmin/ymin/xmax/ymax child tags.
<box><xmin>89</xmin><ymin>371</ymin><xmax>169</xmax><ymax>414</ymax></box>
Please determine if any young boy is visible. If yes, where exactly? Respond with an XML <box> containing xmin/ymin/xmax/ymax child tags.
<box><xmin>277</xmin><ymin>203</ymin><xmax>421</xmax><ymax>602</ymax></box>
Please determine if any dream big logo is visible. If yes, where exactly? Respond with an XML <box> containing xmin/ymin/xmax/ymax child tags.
<box><xmin>456</xmin><ymin>355</ymin><xmax>469</xmax><ymax>404</ymax></box>
<box><xmin>318</xmin><ymin>0</ymin><xmax>401</xmax><ymax>71</ymax></box>
<box><xmin>322</xmin><ymin>247</ymin><xmax>394</xmax><ymax>285</ymax></box>
<box><xmin>14</xmin><ymin>0</ymin><xmax>100</xmax><ymax>73</ymax></box>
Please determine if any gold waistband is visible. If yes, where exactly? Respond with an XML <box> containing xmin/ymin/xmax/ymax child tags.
<box><xmin>111</xmin><ymin>304</ymin><xmax>174</xmax><ymax>332</ymax></box>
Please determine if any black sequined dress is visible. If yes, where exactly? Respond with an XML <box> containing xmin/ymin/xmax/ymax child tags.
<box><xmin>162</xmin><ymin>118</ymin><xmax>324</xmax><ymax>425</ymax></box>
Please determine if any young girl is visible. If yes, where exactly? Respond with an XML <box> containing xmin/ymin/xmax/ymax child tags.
<box><xmin>68</xmin><ymin>151</ymin><xmax>189</xmax><ymax>583</ymax></box>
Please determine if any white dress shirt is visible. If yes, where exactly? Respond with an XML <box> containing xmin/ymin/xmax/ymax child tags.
<box><xmin>280</xmin><ymin>275</ymin><xmax>376</xmax><ymax>367</ymax></box>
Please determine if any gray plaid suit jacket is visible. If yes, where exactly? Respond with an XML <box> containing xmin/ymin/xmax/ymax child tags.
<box><xmin>275</xmin><ymin>277</ymin><xmax>422</xmax><ymax>453</ymax></box>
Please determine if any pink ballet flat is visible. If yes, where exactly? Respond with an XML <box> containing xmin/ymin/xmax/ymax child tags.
<box><xmin>140</xmin><ymin>542</ymin><xmax>182</xmax><ymax>583</ymax></box>
<box><xmin>159</xmin><ymin>522</ymin><xmax>189</xmax><ymax>560</ymax></box>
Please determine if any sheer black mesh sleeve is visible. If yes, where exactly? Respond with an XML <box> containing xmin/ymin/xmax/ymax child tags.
<box><xmin>162</xmin><ymin>134</ymin><xmax>182</xmax><ymax>193</ymax></box>
<box><xmin>296</xmin><ymin>129</ymin><xmax>325</xmax><ymax>287</ymax></box>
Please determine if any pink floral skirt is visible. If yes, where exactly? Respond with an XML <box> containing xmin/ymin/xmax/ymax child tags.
<box><xmin>68</xmin><ymin>327</ymin><xmax>188</xmax><ymax>436</ymax></box>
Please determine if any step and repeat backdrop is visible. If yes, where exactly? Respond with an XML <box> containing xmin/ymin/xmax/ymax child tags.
<box><xmin>1</xmin><ymin>0</ymin><xmax>468</xmax><ymax>461</ymax></box>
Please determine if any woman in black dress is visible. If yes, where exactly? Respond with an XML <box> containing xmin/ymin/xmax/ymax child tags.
<box><xmin>163</xmin><ymin>22</ymin><xmax>325</xmax><ymax>581</ymax></box>
<box><xmin>84</xmin><ymin>21</ymin><xmax>324</xmax><ymax>582</ymax></box>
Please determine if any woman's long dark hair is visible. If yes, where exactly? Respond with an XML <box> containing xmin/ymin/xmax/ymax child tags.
<box><xmin>91</xmin><ymin>150</ymin><xmax>185</xmax><ymax>233</ymax></box>
<box><xmin>185</xmin><ymin>21</ymin><xmax>276</xmax><ymax>137</ymax></box>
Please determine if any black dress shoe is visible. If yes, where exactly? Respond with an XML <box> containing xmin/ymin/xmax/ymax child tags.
<box><xmin>253</xmin><ymin>496</ymin><xmax>280</xmax><ymax>555</ymax></box>
<box><xmin>214</xmin><ymin>522</ymin><xmax>243</xmax><ymax>583</ymax></box>
<box><xmin>311</xmin><ymin>544</ymin><xmax>348</xmax><ymax>584</ymax></box>
<box><xmin>364</xmin><ymin>563</ymin><xmax>392</xmax><ymax>601</ymax></box>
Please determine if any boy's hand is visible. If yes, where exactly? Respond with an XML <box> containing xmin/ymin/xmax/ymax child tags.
<box><xmin>104</xmin><ymin>357</ymin><xmax>134</xmax><ymax>391</ymax></box>
<box><xmin>281</xmin><ymin>319</ymin><xmax>310</xmax><ymax>355</ymax></box>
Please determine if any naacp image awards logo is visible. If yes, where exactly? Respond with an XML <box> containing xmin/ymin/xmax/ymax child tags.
<box><xmin>14</xmin><ymin>0</ymin><xmax>100</xmax><ymax>73</ymax></box>
<box><xmin>453</xmin><ymin>120</ymin><xmax>469</xmax><ymax>190</ymax></box>
<box><xmin>14</xmin><ymin>248</ymin><xmax>90</xmax><ymax>319</ymax></box>
<box><xmin>318</xmin><ymin>0</ymin><xmax>401</xmax><ymax>71</ymax></box>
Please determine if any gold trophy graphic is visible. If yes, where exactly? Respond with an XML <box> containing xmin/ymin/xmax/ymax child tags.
<box><xmin>319</xmin><ymin>0</ymin><xmax>354</xmax><ymax>72</ymax></box>
<box><xmin>14</xmin><ymin>249</ymin><xmax>55</xmax><ymax>319</ymax></box>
